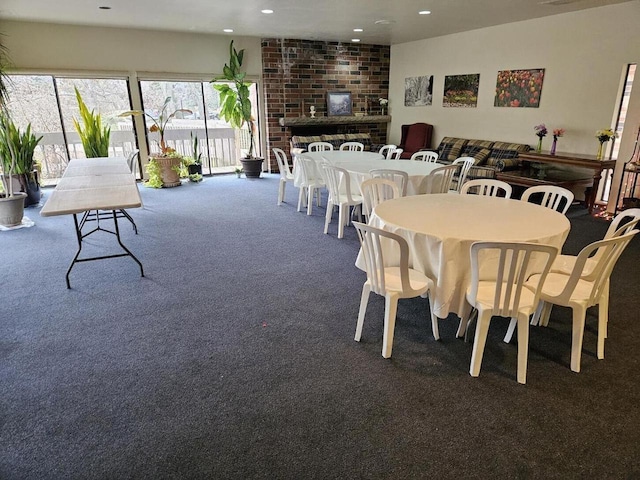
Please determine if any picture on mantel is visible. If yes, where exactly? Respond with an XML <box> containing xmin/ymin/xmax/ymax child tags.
<box><xmin>494</xmin><ymin>68</ymin><xmax>545</xmax><ymax>108</ymax></box>
<box><xmin>405</xmin><ymin>75</ymin><xmax>433</xmax><ymax>106</ymax></box>
<box><xmin>443</xmin><ymin>74</ymin><xmax>480</xmax><ymax>108</ymax></box>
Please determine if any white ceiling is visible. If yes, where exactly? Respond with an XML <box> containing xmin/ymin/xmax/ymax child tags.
<box><xmin>0</xmin><ymin>0</ymin><xmax>632</xmax><ymax>45</ymax></box>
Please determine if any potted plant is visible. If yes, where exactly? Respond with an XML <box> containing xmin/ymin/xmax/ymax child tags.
<box><xmin>0</xmin><ymin>114</ymin><xmax>42</xmax><ymax>226</ymax></box>
<box><xmin>213</xmin><ymin>40</ymin><xmax>262</xmax><ymax>178</ymax></box>
<box><xmin>73</xmin><ymin>87</ymin><xmax>110</xmax><ymax>158</ymax></box>
<box><xmin>120</xmin><ymin>97</ymin><xmax>191</xmax><ymax>188</ymax></box>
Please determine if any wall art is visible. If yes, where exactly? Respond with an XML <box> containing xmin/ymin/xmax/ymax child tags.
<box><xmin>494</xmin><ymin>68</ymin><xmax>545</xmax><ymax>108</ymax></box>
<box><xmin>443</xmin><ymin>74</ymin><xmax>480</xmax><ymax>107</ymax></box>
<box><xmin>404</xmin><ymin>75</ymin><xmax>433</xmax><ymax>106</ymax></box>
<box><xmin>327</xmin><ymin>91</ymin><xmax>353</xmax><ymax>116</ymax></box>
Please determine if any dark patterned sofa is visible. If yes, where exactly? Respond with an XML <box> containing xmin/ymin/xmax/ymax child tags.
<box><xmin>434</xmin><ymin>137</ymin><xmax>531</xmax><ymax>180</ymax></box>
<box><xmin>290</xmin><ymin>133</ymin><xmax>375</xmax><ymax>158</ymax></box>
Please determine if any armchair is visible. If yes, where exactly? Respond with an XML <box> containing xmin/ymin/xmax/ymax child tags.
<box><xmin>398</xmin><ymin>122</ymin><xmax>433</xmax><ymax>159</ymax></box>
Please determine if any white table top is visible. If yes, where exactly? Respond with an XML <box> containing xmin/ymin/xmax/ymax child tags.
<box><xmin>41</xmin><ymin>157</ymin><xmax>141</xmax><ymax>217</ymax></box>
<box><xmin>362</xmin><ymin>194</ymin><xmax>571</xmax><ymax>319</ymax></box>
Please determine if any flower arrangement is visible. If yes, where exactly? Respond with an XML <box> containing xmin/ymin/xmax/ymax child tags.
<box><xmin>379</xmin><ymin>98</ymin><xmax>388</xmax><ymax>115</ymax></box>
<box><xmin>595</xmin><ymin>128</ymin><xmax>617</xmax><ymax>160</ymax></box>
<box><xmin>533</xmin><ymin>124</ymin><xmax>547</xmax><ymax>152</ymax></box>
<box><xmin>550</xmin><ymin>128</ymin><xmax>565</xmax><ymax>155</ymax></box>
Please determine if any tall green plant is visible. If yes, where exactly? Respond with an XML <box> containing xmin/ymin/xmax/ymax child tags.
<box><xmin>0</xmin><ymin>114</ymin><xmax>42</xmax><ymax>196</ymax></box>
<box><xmin>212</xmin><ymin>40</ymin><xmax>256</xmax><ymax>158</ymax></box>
<box><xmin>73</xmin><ymin>87</ymin><xmax>110</xmax><ymax>158</ymax></box>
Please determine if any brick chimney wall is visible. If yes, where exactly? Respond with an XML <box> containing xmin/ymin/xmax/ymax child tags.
<box><xmin>261</xmin><ymin>38</ymin><xmax>391</xmax><ymax>171</ymax></box>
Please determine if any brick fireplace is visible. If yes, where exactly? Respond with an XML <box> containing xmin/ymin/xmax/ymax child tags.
<box><xmin>261</xmin><ymin>38</ymin><xmax>391</xmax><ymax>170</ymax></box>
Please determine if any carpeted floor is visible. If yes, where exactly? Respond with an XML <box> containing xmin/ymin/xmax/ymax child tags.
<box><xmin>1</xmin><ymin>174</ymin><xmax>639</xmax><ymax>479</ymax></box>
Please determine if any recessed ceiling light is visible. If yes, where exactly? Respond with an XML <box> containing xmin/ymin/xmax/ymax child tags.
<box><xmin>261</xmin><ymin>9</ymin><xmax>274</xmax><ymax>14</ymax></box>
<box><xmin>223</xmin><ymin>29</ymin><xmax>234</xmax><ymax>33</ymax></box>
<box><xmin>374</xmin><ymin>19</ymin><xmax>395</xmax><ymax>25</ymax></box>
<box><xmin>98</xmin><ymin>6</ymin><xmax>111</xmax><ymax>9</ymax></box>
<box><xmin>419</xmin><ymin>10</ymin><xmax>431</xmax><ymax>15</ymax></box>
<box><xmin>353</xmin><ymin>28</ymin><xmax>363</xmax><ymax>32</ymax></box>
<box><xmin>352</xmin><ymin>39</ymin><xmax>361</xmax><ymax>42</ymax></box>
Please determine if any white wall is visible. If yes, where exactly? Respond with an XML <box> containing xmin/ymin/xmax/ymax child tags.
<box><xmin>389</xmin><ymin>1</ymin><xmax>640</xmax><ymax>157</ymax></box>
<box><xmin>0</xmin><ymin>20</ymin><xmax>262</xmax><ymax>77</ymax></box>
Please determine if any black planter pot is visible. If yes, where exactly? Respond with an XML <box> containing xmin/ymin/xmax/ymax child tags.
<box><xmin>188</xmin><ymin>164</ymin><xmax>202</xmax><ymax>175</ymax></box>
<box><xmin>12</xmin><ymin>172</ymin><xmax>41</xmax><ymax>207</ymax></box>
<box><xmin>240</xmin><ymin>158</ymin><xmax>264</xmax><ymax>178</ymax></box>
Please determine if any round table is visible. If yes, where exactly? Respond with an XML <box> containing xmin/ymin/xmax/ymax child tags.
<box><xmin>360</xmin><ymin>194</ymin><xmax>571</xmax><ymax>321</ymax></box>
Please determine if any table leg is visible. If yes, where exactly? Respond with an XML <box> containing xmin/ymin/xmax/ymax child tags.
<box><xmin>588</xmin><ymin>169</ymin><xmax>603</xmax><ymax>214</ymax></box>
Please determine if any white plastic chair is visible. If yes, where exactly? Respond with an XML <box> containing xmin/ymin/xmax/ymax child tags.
<box><xmin>308</xmin><ymin>141</ymin><xmax>334</xmax><ymax>152</ymax></box>
<box><xmin>511</xmin><ymin>229</ymin><xmax>639</xmax><ymax>373</ymax></box>
<box><xmin>369</xmin><ymin>169</ymin><xmax>409</xmax><ymax>197</ymax></box>
<box><xmin>461</xmin><ymin>179</ymin><xmax>512</xmax><ymax>198</ymax></box>
<box><xmin>273</xmin><ymin>147</ymin><xmax>294</xmax><ymax>206</ymax></box>
<box><xmin>126</xmin><ymin>149</ymin><xmax>140</xmax><ymax>177</ymax></box>
<box><xmin>322</xmin><ymin>164</ymin><xmax>363</xmax><ymax>239</ymax></box>
<box><xmin>389</xmin><ymin>148</ymin><xmax>403</xmax><ymax>160</ymax></box>
<box><xmin>418</xmin><ymin>164</ymin><xmax>459</xmax><ymax>194</ymax></box>
<box><xmin>411</xmin><ymin>151</ymin><xmax>439</xmax><ymax>163</ymax></box>
<box><xmin>466</xmin><ymin>241</ymin><xmax>558</xmax><ymax>384</ymax></box>
<box><xmin>379</xmin><ymin>144</ymin><xmax>397</xmax><ymax>159</ymax></box>
<box><xmin>353</xmin><ymin>222</ymin><xmax>438</xmax><ymax>358</ymax></box>
<box><xmin>360</xmin><ymin>178</ymin><xmax>400</xmax><ymax>217</ymax></box>
<box><xmin>295</xmin><ymin>155</ymin><xmax>325</xmax><ymax>215</ymax></box>
<box><xmin>340</xmin><ymin>142</ymin><xmax>364</xmax><ymax>151</ymax></box>
<box><xmin>451</xmin><ymin>156</ymin><xmax>475</xmax><ymax>193</ymax></box>
<box><xmin>521</xmin><ymin>185</ymin><xmax>574</xmax><ymax>214</ymax></box>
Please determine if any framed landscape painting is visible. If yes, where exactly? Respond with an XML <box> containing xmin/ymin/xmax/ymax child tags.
<box><xmin>327</xmin><ymin>91</ymin><xmax>353</xmax><ymax>116</ymax></box>
<box><xmin>443</xmin><ymin>74</ymin><xmax>480</xmax><ymax>107</ymax></box>
<box><xmin>404</xmin><ymin>75</ymin><xmax>433</xmax><ymax>106</ymax></box>
<box><xmin>494</xmin><ymin>68</ymin><xmax>545</xmax><ymax>108</ymax></box>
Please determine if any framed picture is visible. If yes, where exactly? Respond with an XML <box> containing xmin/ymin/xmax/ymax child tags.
<box><xmin>443</xmin><ymin>74</ymin><xmax>480</xmax><ymax>108</ymax></box>
<box><xmin>404</xmin><ymin>75</ymin><xmax>433</xmax><ymax>106</ymax></box>
<box><xmin>494</xmin><ymin>68</ymin><xmax>545</xmax><ymax>108</ymax></box>
<box><xmin>327</xmin><ymin>91</ymin><xmax>353</xmax><ymax>116</ymax></box>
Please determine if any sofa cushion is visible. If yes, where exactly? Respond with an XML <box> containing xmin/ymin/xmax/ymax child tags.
<box><xmin>291</xmin><ymin>135</ymin><xmax>324</xmax><ymax>150</ymax></box>
<box><xmin>341</xmin><ymin>133</ymin><xmax>372</xmax><ymax>150</ymax></box>
<box><xmin>467</xmin><ymin>165</ymin><xmax>497</xmax><ymax>179</ymax></box>
<box><xmin>320</xmin><ymin>134</ymin><xmax>347</xmax><ymax>149</ymax></box>
<box><xmin>465</xmin><ymin>147</ymin><xmax>492</xmax><ymax>165</ymax></box>
<box><xmin>437</xmin><ymin>137</ymin><xmax>468</xmax><ymax>162</ymax></box>
<box><xmin>485</xmin><ymin>141</ymin><xmax>530</xmax><ymax>170</ymax></box>
<box><xmin>462</xmin><ymin>140</ymin><xmax>495</xmax><ymax>159</ymax></box>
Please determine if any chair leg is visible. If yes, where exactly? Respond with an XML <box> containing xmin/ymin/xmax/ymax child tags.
<box><xmin>516</xmin><ymin>316</ymin><xmax>529</xmax><ymax>384</ymax></box>
<box><xmin>324</xmin><ymin>201</ymin><xmax>333</xmax><ymax>234</ymax></box>
<box><xmin>307</xmin><ymin>187</ymin><xmax>314</xmax><ymax>215</ymax></box>
<box><xmin>428</xmin><ymin>290</ymin><xmax>440</xmax><ymax>341</ymax></box>
<box><xmin>570</xmin><ymin>305</ymin><xmax>587</xmax><ymax>373</ymax></box>
<box><xmin>456</xmin><ymin>303</ymin><xmax>473</xmax><ymax>338</ymax></box>
<box><xmin>297</xmin><ymin>187</ymin><xmax>306</xmax><ymax>212</ymax></box>
<box><xmin>278</xmin><ymin>179</ymin><xmax>285</xmax><ymax>205</ymax></box>
<box><xmin>602</xmin><ymin>280</ymin><xmax>610</xmax><ymax>339</ymax></box>
<box><xmin>337</xmin><ymin>204</ymin><xmax>346</xmax><ymax>239</ymax></box>
<box><xmin>504</xmin><ymin>318</ymin><xmax>517</xmax><ymax>343</ymax></box>
<box><xmin>597</xmin><ymin>294</ymin><xmax>608</xmax><ymax>360</ymax></box>
<box><xmin>382</xmin><ymin>293</ymin><xmax>399</xmax><ymax>358</ymax></box>
<box><xmin>355</xmin><ymin>283</ymin><xmax>371</xmax><ymax>341</ymax></box>
<box><xmin>469</xmin><ymin>310</ymin><xmax>491</xmax><ymax>377</ymax></box>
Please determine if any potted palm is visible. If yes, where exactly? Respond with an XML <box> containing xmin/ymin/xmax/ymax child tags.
<box><xmin>73</xmin><ymin>87</ymin><xmax>110</xmax><ymax>158</ymax></box>
<box><xmin>213</xmin><ymin>40</ymin><xmax>262</xmax><ymax>178</ymax></box>
<box><xmin>0</xmin><ymin>114</ymin><xmax>42</xmax><ymax>226</ymax></box>
<box><xmin>120</xmin><ymin>97</ymin><xmax>191</xmax><ymax>188</ymax></box>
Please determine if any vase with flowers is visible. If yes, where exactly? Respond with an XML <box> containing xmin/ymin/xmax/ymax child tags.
<box><xmin>379</xmin><ymin>98</ymin><xmax>388</xmax><ymax>116</ymax></box>
<box><xmin>550</xmin><ymin>128</ymin><xmax>565</xmax><ymax>155</ymax></box>
<box><xmin>595</xmin><ymin>128</ymin><xmax>616</xmax><ymax>160</ymax></box>
<box><xmin>534</xmin><ymin>124</ymin><xmax>547</xmax><ymax>153</ymax></box>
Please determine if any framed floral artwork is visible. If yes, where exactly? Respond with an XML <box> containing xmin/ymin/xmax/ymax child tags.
<box><xmin>494</xmin><ymin>68</ymin><xmax>545</xmax><ymax>108</ymax></box>
<box><xmin>443</xmin><ymin>74</ymin><xmax>480</xmax><ymax>107</ymax></box>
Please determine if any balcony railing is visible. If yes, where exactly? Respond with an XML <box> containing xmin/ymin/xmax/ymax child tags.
<box><xmin>35</xmin><ymin>124</ymin><xmax>250</xmax><ymax>185</ymax></box>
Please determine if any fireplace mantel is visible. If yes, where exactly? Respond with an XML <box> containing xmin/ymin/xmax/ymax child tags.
<box><xmin>279</xmin><ymin>115</ymin><xmax>391</xmax><ymax>127</ymax></box>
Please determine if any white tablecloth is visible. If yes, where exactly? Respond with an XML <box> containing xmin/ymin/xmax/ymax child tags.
<box><xmin>357</xmin><ymin>194</ymin><xmax>571</xmax><ymax>319</ymax></box>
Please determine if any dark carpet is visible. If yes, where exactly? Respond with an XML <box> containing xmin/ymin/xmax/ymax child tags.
<box><xmin>1</xmin><ymin>175</ymin><xmax>639</xmax><ymax>479</ymax></box>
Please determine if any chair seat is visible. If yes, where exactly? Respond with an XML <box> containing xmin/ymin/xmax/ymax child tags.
<box><xmin>471</xmin><ymin>282</ymin><xmax>538</xmax><ymax>313</ymax></box>
<box><xmin>528</xmin><ymin>273</ymin><xmax>598</xmax><ymax>304</ymax></box>
<box><xmin>550</xmin><ymin>254</ymin><xmax>597</xmax><ymax>276</ymax></box>
<box><xmin>335</xmin><ymin>193</ymin><xmax>363</xmax><ymax>204</ymax></box>
<box><xmin>382</xmin><ymin>267</ymin><xmax>432</xmax><ymax>295</ymax></box>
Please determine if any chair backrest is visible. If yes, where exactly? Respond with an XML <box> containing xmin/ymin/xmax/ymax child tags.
<box><xmin>419</xmin><ymin>164</ymin><xmax>459</xmax><ymax>194</ymax></box>
<box><xmin>369</xmin><ymin>169</ymin><xmax>409</xmax><ymax>196</ymax></box>
<box><xmin>360</xmin><ymin>178</ymin><xmax>400</xmax><ymax>216</ymax></box>
<box><xmin>390</xmin><ymin>148</ymin><xmax>403</xmax><ymax>160</ymax></box>
<box><xmin>379</xmin><ymin>144</ymin><xmax>397</xmax><ymax>159</ymax></box>
<box><xmin>322</xmin><ymin>164</ymin><xmax>356</xmax><ymax>203</ymax></box>
<box><xmin>461</xmin><ymin>179</ymin><xmax>512</xmax><ymax>198</ymax></box>
<box><xmin>126</xmin><ymin>149</ymin><xmax>140</xmax><ymax>176</ymax></box>
<box><xmin>340</xmin><ymin>141</ymin><xmax>364</xmax><ymax>151</ymax></box>
<box><xmin>451</xmin><ymin>157</ymin><xmax>475</xmax><ymax>193</ymax></box>
<box><xmin>411</xmin><ymin>151</ymin><xmax>439</xmax><ymax>162</ymax></box>
<box><xmin>272</xmin><ymin>147</ymin><xmax>292</xmax><ymax>178</ymax></box>
<box><xmin>521</xmin><ymin>185</ymin><xmax>574</xmax><ymax>214</ymax></box>
<box><xmin>308</xmin><ymin>141</ymin><xmax>333</xmax><ymax>152</ymax></box>
<box><xmin>550</xmin><ymin>229</ymin><xmax>638</xmax><ymax>308</ymax></box>
<box><xmin>400</xmin><ymin>123</ymin><xmax>433</xmax><ymax>156</ymax></box>
<box><xmin>353</xmin><ymin>221</ymin><xmax>423</xmax><ymax>297</ymax></box>
<box><xmin>605</xmin><ymin>208</ymin><xmax>640</xmax><ymax>239</ymax></box>
<box><xmin>468</xmin><ymin>241</ymin><xmax>558</xmax><ymax>319</ymax></box>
